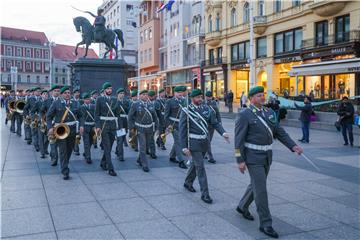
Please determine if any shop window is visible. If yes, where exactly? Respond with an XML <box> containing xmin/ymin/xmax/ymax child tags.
<box><xmin>335</xmin><ymin>15</ymin><xmax>350</xmax><ymax>43</ymax></box>
<box><xmin>235</xmin><ymin>70</ymin><xmax>249</xmax><ymax>99</ymax></box>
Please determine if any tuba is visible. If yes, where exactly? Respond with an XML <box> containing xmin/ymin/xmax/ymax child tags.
<box><xmin>15</xmin><ymin>100</ymin><xmax>26</xmax><ymax>114</ymax></box>
<box><xmin>48</xmin><ymin>123</ymin><xmax>70</xmax><ymax>144</ymax></box>
<box><xmin>8</xmin><ymin>99</ymin><xmax>16</xmax><ymax>112</ymax></box>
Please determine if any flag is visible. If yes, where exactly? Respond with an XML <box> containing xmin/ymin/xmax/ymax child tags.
<box><xmin>166</xmin><ymin>0</ymin><xmax>175</xmax><ymax>11</ymax></box>
<box><xmin>157</xmin><ymin>2</ymin><xmax>167</xmax><ymax>13</ymax></box>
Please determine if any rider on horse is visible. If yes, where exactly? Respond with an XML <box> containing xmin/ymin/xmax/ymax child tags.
<box><xmin>86</xmin><ymin>7</ymin><xmax>106</xmax><ymax>42</ymax></box>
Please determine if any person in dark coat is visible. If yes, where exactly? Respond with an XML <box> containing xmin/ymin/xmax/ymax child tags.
<box><xmin>294</xmin><ymin>96</ymin><xmax>312</xmax><ymax>143</ymax></box>
<box><xmin>337</xmin><ymin>96</ymin><xmax>354</xmax><ymax>146</ymax></box>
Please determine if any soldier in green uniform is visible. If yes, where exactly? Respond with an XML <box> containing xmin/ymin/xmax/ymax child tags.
<box><xmin>29</xmin><ymin>87</ymin><xmax>42</xmax><ymax>152</ymax></box>
<box><xmin>72</xmin><ymin>88</ymin><xmax>81</xmax><ymax>156</ymax></box>
<box><xmin>180</xmin><ymin>89</ymin><xmax>230</xmax><ymax>204</ymax></box>
<box><xmin>128</xmin><ymin>90</ymin><xmax>158</xmax><ymax>172</ymax></box>
<box><xmin>115</xmin><ymin>87</ymin><xmax>130</xmax><ymax>161</ymax></box>
<box><xmin>204</xmin><ymin>91</ymin><xmax>222</xmax><ymax>164</ymax></box>
<box><xmin>147</xmin><ymin>90</ymin><xmax>157</xmax><ymax>159</ymax></box>
<box><xmin>235</xmin><ymin>86</ymin><xmax>303</xmax><ymax>238</ymax></box>
<box><xmin>47</xmin><ymin>86</ymin><xmax>82</xmax><ymax>180</ymax></box>
<box><xmin>128</xmin><ymin>90</ymin><xmax>139</xmax><ymax>151</ymax></box>
<box><xmin>154</xmin><ymin>89</ymin><xmax>167</xmax><ymax>150</ymax></box>
<box><xmin>164</xmin><ymin>86</ymin><xmax>188</xmax><ymax>169</ymax></box>
<box><xmin>23</xmin><ymin>88</ymin><xmax>34</xmax><ymax>144</ymax></box>
<box><xmin>79</xmin><ymin>92</ymin><xmax>96</xmax><ymax>164</ymax></box>
<box><xmin>33</xmin><ymin>89</ymin><xmax>49</xmax><ymax>158</ymax></box>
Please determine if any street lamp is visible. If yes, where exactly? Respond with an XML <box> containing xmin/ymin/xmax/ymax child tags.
<box><xmin>44</xmin><ymin>41</ymin><xmax>56</xmax><ymax>89</ymax></box>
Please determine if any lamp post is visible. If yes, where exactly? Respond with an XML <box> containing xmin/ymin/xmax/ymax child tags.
<box><xmin>249</xmin><ymin>0</ymin><xmax>255</xmax><ymax>89</ymax></box>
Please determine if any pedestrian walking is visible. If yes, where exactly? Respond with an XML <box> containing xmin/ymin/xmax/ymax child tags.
<box><xmin>294</xmin><ymin>96</ymin><xmax>312</xmax><ymax>143</ymax></box>
<box><xmin>337</xmin><ymin>96</ymin><xmax>354</xmax><ymax>146</ymax></box>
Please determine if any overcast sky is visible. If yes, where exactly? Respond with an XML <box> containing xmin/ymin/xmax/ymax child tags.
<box><xmin>1</xmin><ymin>0</ymin><xmax>105</xmax><ymax>53</ymax></box>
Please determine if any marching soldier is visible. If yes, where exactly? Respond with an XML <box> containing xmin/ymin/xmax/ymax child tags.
<box><xmin>146</xmin><ymin>90</ymin><xmax>157</xmax><ymax>159</ymax></box>
<box><xmin>235</xmin><ymin>86</ymin><xmax>303</xmax><ymax>238</ymax></box>
<box><xmin>33</xmin><ymin>90</ymin><xmax>49</xmax><ymax>158</ymax></box>
<box><xmin>95</xmin><ymin>82</ymin><xmax>123</xmax><ymax>176</ymax></box>
<box><xmin>14</xmin><ymin>90</ymin><xmax>25</xmax><ymax>136</ymax></box>
<box><xmin>155</xmin><ymin>89</ymin><xmax>167</xmax><ymax>150</ymax></box>
<box><xmin>79</xmin><ymin>92</ymin><xmax>96</xmax><ymax>164</ymax></box>
<box><xmin>46</xmin><ymin>86</ymin><xmax>81</xmax><ymax>180</ymax></box>
<box><xmin>23</xmin><ymin>88</ymin><xmax>33</xmax><ymax>144</ymax></box>
<box><xmin>180</xmin><ymin>89</ymin><xmax>229</xmax><ymax>204</ymax></box>
<box><xmin>27</xmin><ymin>87</ymin><xmax>42</xmax><ymax>151</ymax></box>
<box><xmin>115</xmin><ymin>88</ymin><xmax>129</xmax><ymax>161</ymax></box>
<box><xmin>128</xmin><ymin>90</ymin><xmax>158</xmax><ymax>172</ymax></box>
<box><xmin>90</xmin><ymin>90</ymin><xmax>99</xmax><ymax>148</ymax></box>
<box><xmin>128</xmin><ymin>90</ymin><xmax>138</xmax><ymax>152</ymax></box>
<box><xmin>41</xmin><ymin>85</ymin><xmax>61</xmax><ymax>166</ymax></box>
<box><xmin>5</xmin><ymin>90</ymin><xmax>16</xmax><ymax>132</ymax></box>
<box><xmin>204</xmin><ymin>91</ymin><xmax>222</xmax><ymax>164</ymax></box>
<box><xmin>72</xmin><ymin>88</ymin><xmax>81</xmax><ymax>156</ymax></box>
<box><xmin>164</xmin><ymin>86</ymin><xmax>188</xmax><ymax>169</ymax></box>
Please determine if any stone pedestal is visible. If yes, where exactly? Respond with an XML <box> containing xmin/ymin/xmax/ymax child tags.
<box><xmin>69</xmin><ymin>58</ymin><xmax>136</xmax><ymax>95</ymax></box>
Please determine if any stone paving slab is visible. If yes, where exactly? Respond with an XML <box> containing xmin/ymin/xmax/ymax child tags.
<box><xmin>57</xmin><ymin>224</ymin><xmax>124</xmax><ymax>240</ymax></box>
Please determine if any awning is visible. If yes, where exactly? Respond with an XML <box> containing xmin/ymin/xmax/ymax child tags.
<box><xmin>289</xmin><ymin>58</ymin><xmax>360</xmax><ymax>76</ymax></box>
<box><xmin>128</xmin><ymin>73</ymin><xmax>162</xmax><ymax>82</ymax></box>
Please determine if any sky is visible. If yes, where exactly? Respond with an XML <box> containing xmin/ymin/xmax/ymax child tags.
<box><xmin>1</xmin><ymin>0</ymin><xmax>105</xmax><ymax>54</ymax></box>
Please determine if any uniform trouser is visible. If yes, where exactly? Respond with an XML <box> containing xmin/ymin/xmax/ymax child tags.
<box><xmin>32</xmin><ymin>127</ymin><xmax>39</xmax><ymax>149</ymax></box>
<box><xmin>156</xmin><ymin>123</ymin><xmax>165</xmax><ymax>147</ymax></box>
<box><xmin>185</xmin><ymin>151</ymin><xmax>209</xmax><ymax>197</ymax></box>
<box><xmin>238</xmin><ymin>164</ymin><xmax>272</xmax><ymax>228</ymax></box>
<box><xmin>15</xmin><ymin>114</ymin><xmax>23</xmax><ymax>135</ymax></box>
<box><xmin>138</xmin><ymin>131</ymin><xmax>153</xmax><ymax>168</ymax></box>
<box><xmin>50</xmin><ymin>141</ymin><xmax>58</xmax><ymax>163</ymax></box>
<box><xmin>116</xmin><ymin>133</ymin><xmax>124</xmax><ymax>159</ymax></box>
<box><xmin>100</xmin><ymin>128</ymin><xmax>115</xmax><ymax>171</ymax></box>
<box><xmin>169</xmin><ymin>129</ymin><xmax>183</xmax><ymax>162</ymax></box>
<box><xmin>83</xmin><ymin>126</ymin><xmax>93</xmax><ymax>160</ymax></box>
<box><xmin>38</xmin><ymin>129</ymin><xmax>49</xmax><ymax>155</ymax></box>
<box><xmin>10</xmin><ymin>114</ymin><xmax>16</xmax><ymax>132</ymax></box>
<box><xmin>146</xmin><ymin>133</ymin><xmax>156</xmax><ymax>155</ymax></box>
<box><xmin>129</xmin><ymin>130</ymin><xmax>138</xmax><ymax>150</ymax></box>
<box><xmin>74</xmin><ymin>140</ymin><xmax>80</xmax><ymax>153</ymax></box>
<box><xmin>24</xmin><ymin>123</ymin><xmax>32</xmax><ymax>141</ymax></box>
<box><xmin>206</xmin><ymin>128</ymin><xmax>215</xmax><ymax>160</ymax></box>
<box><xmin>57</xmin><ymin>134</ymin><xmax>76</xmax><ymax>175</ymax></box>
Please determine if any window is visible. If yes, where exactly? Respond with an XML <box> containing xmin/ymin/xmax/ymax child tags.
<box><xmin>274</xmin><ymin>0</ymin><xmax>282</xmax><ymax>13</ymax></box>
<box><xmin>208</xmin><ymin>15</ymin><xmax>213</xmax><ymax>32</ymax></box>
<box><xmin>257</xmin><ymin>37</ymin><xmax>267</xmax><ymax>57</ymax></box>
<box><xmin>140</xmin><ymin>31</ymin><xmax>143</xmax><ymax>43</ymax></box>
<box><xmin>44</xmin><ymin>51</ymin><xmax>49</xmax><ymax>59</ymax></box>
<box><xmin>26</xmin><ymin>62</ymin><xmax>31</xmax><ymax>70</ymax></box>
<box><xmin>215</xmin><ymin>14</ymin><xmax>220</xmax><ymax>31</ymax></box>
<box><xmin>335</xmin><ymin>15</ymin><xmax>350</xmax><ymax>43</ymax></box>
<box><xmin>16</xmin><ymin>61</ymin><xmax>22</xmax><ymax>70</ymax></box>
<box><xmin>258</xmin><ymin>0</ymin><xmax>265</xmax><ymax>16</ymax></box>
<box><xmin>293</xmin><ymin>0</ymin><xmax>301</xmax><ymax>7</ymax></box>
<box><xmin>55</xmin><ymin>77</ymin><xmax>58</xmax><ymax>83</ymax></box>
<box><xmin>149</xmin><ymin>48</ymin><xmax>152</xmax><ymax>61</ymax></box>
<box><xmin>16</xmin><ymin>47</ymin><xmax>22</xmax><ymax>57</ymax></box>
<box><xmin>36</xmin><ymin>62</ymin><xmax>41</xmax><ymax>71</ymax></box>
<box><xmin>45</xmin><ymin>76</ymin><xmax>49</xmax><ymax>83</ymax></box>
<box><xmin>6</xmin><ymin>46</ymin><xmax>12</xmax><ymax>56</ymax></box>
<box><xmin>126</xmin><ymin>4</ymin><xmax>133</xmax><ymax>12</ymax></box>
<box><xmin>140</xmin><ymin>51</ymin><xmax>143</xmax><ymax>63</ymax></box>
<box><xmin>26</xmin><ymin>49</ymin><xmax>31</xmax><ymax>58</ymax></box>
<box><xmin>7</xmin><ymin>74</ymin><xmax>11</xmax><ymax>82</ymax></box>
<box><xmin>274</xmin><ymin>28</ymin><xmax>302</xmax><ymax>54</ymax></box>
<box><xmin>243</xmin><ymin>2</ymin><xmax>250</xmax><ymax>23</ymax></box>
<box><xmin>36</xmin><ymin>76</ymin><xmax>40</xmax><ymax>83</ymax></box>
<box><xmin>217</xmin><ymin>47</ymin><xmax>223</xmax><ymax>63</ymax></box>
<box><xmin>231</xmin><ymin>44</ymin><xmax>238</xmax><ymax>62</ymax></box>
<box><xmin>35</xmin><ymin>49</ymin><xmax>41</xmax><ymax>58</ymax></box>
<box><xmin>230</xmin><ymin>8</ymin><xmax>236</xmax><ymax>27</ymax></box>
<box><xmin>55</xmin><ymin>67</ymin><xmax>58</xmax><ymax>72</ymax></box>
<box><xmin>144</xmin><ymin>29</ymin><xmax>148</xmax><ymax>40</ymax></box>
<box><xmin>149</xmin><ymin>28</ymin><xmax>152</xmax><ymax>39</ymax></box>
<box><xmin>62</xmin><ymin>68</ymin><xmax>66</xmax><ymax>73</ymax></box>
<box><xmin>27</xmin><ymin>75</ymin><xmax>30</xmax><ymax>83</ymax></box>
<box><xmin>62</xmin><ymin>77</ymin><xmax>65</xmax><ymax>85</ymax></box>
<box><xmin>144</xmin><ymin>49</ymin><xmax>147</xmax><ymax>62</ymax></box>
<box><xmin>17</xmin><ymin>75</ymin><xmax>21</xmax><ymax>83</ymax></box>
<box><xmin>315</xmin><ymin>21</ymin><xmax>328</xmax><ymax>46</ymax></box>
<box><xmin>45</xmin><ymin>63</ymin><xmax>50</xmax><ymax>71</ymax></box>
<box><xmin>209</xmin><ymin>49</ymin><xmax>215</xmax><ymax>64</ymax></box>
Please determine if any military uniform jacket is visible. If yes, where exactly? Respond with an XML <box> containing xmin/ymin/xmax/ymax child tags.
<box><xmin>155</xmin><ymin>97</ymin><xmax>166</xmax><ymax>126</ymax></box>
<box><xmin>164</xmin><ymin>97</ymin><xmax>186</xmax><ymax>130</ymax></box>
<box><xmin>128</xmin><ymin>100</ymin><xmax>158</xmax><ymax>133</ymax></box>
<box><xmin>179</xmin><ymin>103</ymin><xmax>225</xmax><ymax>152</ymax></box>
<box><xmin>95</xmin><ymin>96</ymin><xmax>123</xmax><ymax>131</ymax></box>
<box><xmin>4</xmin><ymin>96</ymin><xmax>15</xmax><ymax>113</ymax></box>
<box><xmin>235</xmin><ymin>104</ymin><xmax>296</xmax><ymax>165</ymax></box>
<box><xmin>117</xmin><ymin>98</ymin><xmax>131</xmax><ymax>127</ymax></box>
<box><xmin>23</xmin><ymin>96</ymin><xmax>38</xmax><ymax>117</ymax></box>
<box><xmin>206</xmin><ymin>100</ymin><xmax>221</xmax><ymax>130</ymax></box>
<box><xmin>46</xmin><ymin>98</ymin><xmax>81</xmax><ymax>135</ymax></box>
<box><xmin>79</xmin><ymin>103</ymin><xmax>96</xmax><ymax>132</ymax></box>
<box><xmin>31</xmin><ymin>97</ymin><xmax>45</xmax><ymax>121</ymax></box>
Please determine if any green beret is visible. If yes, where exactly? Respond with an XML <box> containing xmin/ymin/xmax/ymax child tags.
<box><xmin>131</xmin><ymin>90</ymin><xmax>138</xmax><ymax>97</ymax></box>
<box><xmin>50</xmin><ymin>85</ymin><xmax>60</xmax><ymax>91</ymax></box>
<box><xmin>82</xmin><ymin>92</ymin><xmax>91</xmax><ymax>99</ymax></box>
<box><xmin>189</xmin><ymin>89</ymin><xmax>203</xmax><ymax>98</ymax></box>
<box><xmin>90</xmin><ymin>90</ymin><xmax>98</xmax><ymax>95</ymax></box>
<box><xmin>73</xmin><ymin>87</ymin><xmax>80</xmax><ymax>93</ymax></box>
<box><xmin>159</xmin><ymin>89</ymin><xmax>165</xmax><ymax>93</ymax></box>
<box><xmin>41</xmin><ymin>90</ymin><xmax>48</xmax><ymax>94</ymax></box>
<box><xmin>174</xmin><ymin>86</ymin><xmax>185</xmax><ymax>93</ymax></box>
<box><xmin>116</xmin><ymin>88</ymin><xmax>125</xmax><ymax>94</ymax></box>
<box><xmin>248</xmin><ymin>86</ymin><xmax>264</xmax><ymax>97</ymax></box>
<box><xmin>102</xmin><ymin>81</ymin><xmax>112</xmax><ymax>90</ymax></box>
<box><xmin>100</xmin><ymin>88</ymin><xmax>104</xmax><ymax>93</ymax></box>
<box><xmin>18</xmin><ymin>89</ymin><xmax>24</xmax><ymax>93</ymax></box>
<box><xmin>33</xmin><ymin>87</ymin><xmax>41</xmax><ymax>91</ymax></box>
<box><xmin>60</xmin><ymin>86</ymin><xmax>70</xmax><ymax>94</ymax></box>
<box><xmin>25</xmin><ymin>89</ymin><xmax>30</xmax><ymax>93</ymax></box>
<box><xmin>148</xmin><ymin>90</ymin><xmax>156</xmax><ymax>97</ymax></box>
<box><xmin>139</xmin><ymin>90</ymin><xmax>148</xmax><ymax>95</ymax></box>
<box><xmin>205</xmin><ymin>91</ymin><xmax>212</xmax><ymax>97</ymax></box>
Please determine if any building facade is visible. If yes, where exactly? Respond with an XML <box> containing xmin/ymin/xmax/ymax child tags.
<box><xmin>159</xmin><ymin>0</ymin><xmax>205</xmax><ymax>93</ymax></box>
<box><xmin>204</xmin><ymin>0</ymin><xmax>360</xmax><ymax>102</ymax></box>
<box><xmin>99</xmin><ymin>0</ymin><xmax>139</xmax><ymax>65</ymax></box>
<box><xmin>0</xmin><ymin>27</ymin><xmax>51</xmax><ymax>91</ymax></box>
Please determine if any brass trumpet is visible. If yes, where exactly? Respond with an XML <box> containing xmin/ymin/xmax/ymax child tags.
<box><xmin>75</xmin><ymin>134</ymin><xmax>81</xmax><ymax>145</ymax></box>
<box><xmin>91</xmin><ymin>127</ymin><xmax>97</xmax><ymax>145</ymax></box>
<box><xmin>160</xmin><ymin>125</ymin><xmax>173</xmax><ymax>144</ymax></box>
<box><xmin>31</xmin><ymin>115</ymin><xmax>39</xmax><ymax>129</ymax></box>
<box><xmin>128</xmin><ymin>128</ymin><xmax>137</xmax><ymax>145</ymax></box>
<box><xmin>15</xmin><ymin>100</ymin><xmax>26</xmax><ymax>114</ymax></box>
<box><xmin>24</xmin><ymin>115</ymin><xmax>32</xmax><ymax>125</ymax></box>
<box><xmin>48</xmin><ymin>123</ymin><xmax>70</xmax><ymax>144</ymax></box>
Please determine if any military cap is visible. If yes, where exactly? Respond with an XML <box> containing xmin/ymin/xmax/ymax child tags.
<box><xmin>189</xmin><ymin>89</ymin><xmax>203</xmax><ymax>97</ymax></box>
<box><xmin>50</xmin><ymin>84</ymin><xmax>61</xmax><ymax>91</ymax></box>
<box><xmin>159</xmin><ymin>89</ymin><xmax>165</xmax><ymax>93</ymax></box>
<box><xmin>148</xmin><ymin>90</ymin><xmax>156</xmax><ymax>97</ymax></box>
<box><xmin>131</xmin><ymin>90</ymin><xmax>138</xmax><ymax>97</ymax></box>
<box><xmin>102</xmin><ymin>81</ymin><xmax>112</xmax><ymax>90</ymax></box>
<box><xmin>174</xmin><ymin>86</ymin><xmax>185</xmax><ymax>92</ymax></box>
<box><xmin>205</xmin><ymin>91</ymin><xmax>212</xmax><ymax>97</ymax></box>
<box><xmin>139</xmin><ymin>89</ymin><xmax>148</xmax><ymax>95</ymax></box>
<box><xmin>116</xmin><ymin>88</ymin><xmax>125</xmax><ymax>94</ymax></box>
<box><xmin>82</xmin><ymin>92</ymin><xmax>91</xmax><ymax>99</ymax></box>
<box><xmin>248</xmin><ymin>86</ymin><xmax>264</xmax><ymax>97</ymax></box>
<box><xmin>33</xmin><ymin>87</ymin><xmax>41</xmax><ymax>91</ymax></box>
<box><xmin>41</xmin><ymin>89</ymin><xmax>48</xmax><ymax>94</ymax></box>
<box><xmin>90</xmin><ymin>90</ymin><xmax>98</xmax><ymax>95</ymax></box>
<box><xmin>60</xmin><ymin>86</ymin><xmax>70</xmax><ymax>94</ymax></box>
<box><xmin>72</xmin><ymin>87</ymin><xmax>80</xmax><ymax>93</ymax></box>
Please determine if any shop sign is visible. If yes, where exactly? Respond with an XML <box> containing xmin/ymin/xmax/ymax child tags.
<box><xmin>274</xmin><ymin>56</ymin><xmax>301</xmax><ymax>64</ymax></box>
<box><xmin>348</xmin><ymin>66</ymin><xmax>360</xmax><ymax>72</ymax></box>
<box><xmin>231</xmin><ymin>63</ymin><xmax>249</xmax><ymax>70</ymax></box>
<box><xmin>303</xmin><ymin>46</ymin><xmax>354</xmax><ymax>59</ymax></box>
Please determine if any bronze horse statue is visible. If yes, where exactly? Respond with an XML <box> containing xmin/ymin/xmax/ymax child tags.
<box><xmin>73</xmin><ymin>16</ymin><xmax>124</xmax><ymax>59</ymax></box>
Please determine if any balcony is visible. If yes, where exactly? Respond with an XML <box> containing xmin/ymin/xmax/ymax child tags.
<box><xmin>301</xmin><ymin>31</ymin><xmax>360</xmax><ymax>50</ymax></box>
<box><xmin>201</xmin><ymin>57</ymin><xmax>227</xmax><ymax>68</ymax></box>
<box><xmin>309</xmin><ymin>1</ymin><xmax>346</xmax><ymax>17</ymax></box>
<box><xmin>253</xmin><ymin>16</ymin><xmax>267</xmax><ymax>35</ymax></box>
<box><xmin>205</xmin><ymin>31</ymin><xmax>221</xmax><ymax>47</ymax></box>
<box><xmin>183</xmin><ymin>30</ymin><xmax>205</xmax><ymax>40</ymax></box>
